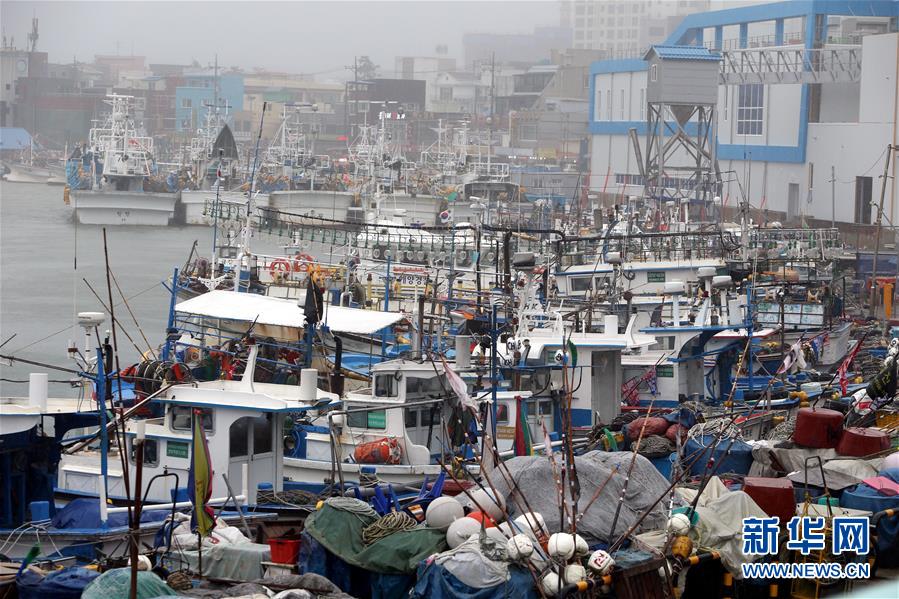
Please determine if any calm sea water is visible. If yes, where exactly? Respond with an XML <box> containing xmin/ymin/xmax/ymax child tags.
<box><xmin>0</xmin><ymin>181</ymin><xmax>216</xmax><ymax>396</ymax></box>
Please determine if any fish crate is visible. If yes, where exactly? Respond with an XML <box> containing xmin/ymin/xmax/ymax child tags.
<box><xmin>610</xmin><ymin>556</ymin><xmax>674</xmax><ymax>599</ymax></box>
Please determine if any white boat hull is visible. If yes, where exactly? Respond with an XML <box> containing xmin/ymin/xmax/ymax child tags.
<box><xmin>3</xmin><ymin>162</ymin><xmax>53</xmax><ymax>184</ymax></box>
<box><xmin>71</xmin><ymin>190</ymin><xmax>178</xmax><ymax>226</ymax></box>
<box><xmin>180</xmin><ymin>189</ymin><xmax>269</xmax><ymax>226</ymax></box>
<box><xmin>283</xmin><ymin>455</ymin><xmax>441</xmax><ymax>487</ymax></box>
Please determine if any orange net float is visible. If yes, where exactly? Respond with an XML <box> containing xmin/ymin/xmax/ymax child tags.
<box><xmin>354</xmin><ymin>437</ymin><xmax>403</xmax><ymax>465</ymax></box>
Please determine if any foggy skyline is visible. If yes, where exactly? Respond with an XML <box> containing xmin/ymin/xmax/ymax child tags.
<box><xmin>1</xmin><ymin>1</ymin><xmax>560</xmax><ymax>78</ymax></box>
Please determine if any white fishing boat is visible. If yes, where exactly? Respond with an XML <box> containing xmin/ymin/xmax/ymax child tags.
<box><xmin>68</xmin><ymin>94</ymin><xmax>178</xmax><ymax>226</ymax></box>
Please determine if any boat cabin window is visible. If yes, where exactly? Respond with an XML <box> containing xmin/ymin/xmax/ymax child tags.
<box><xmin>171</xmin><ymin>406</ymin><xmax>214</xmax><ymax>432</ymax></box>
<box><xmin>405</xmin><ymin>375</ymin><xmax>447</xmax><ymax>399</ymax></box>
<box><xmin>347</xmin><ymin>406</ymin><xmax>387</xmax><ymax>429</ymax></box>
<box><xmin>375</xmin><ymin>374</ymin><xmax>399</xmax><ymax>398</ymax></box>
<box><xmin>570</xmin><ymin>276</ymin><xmax>592</xmax><ymax>292</ymax></box>
<box><xmin>404</xmin><ymin>405</ymin><xmax>440</xmax><ymax>429</ymax></box>
<box><xmin>129</xmin><ymin>439</ymin><xmax>159</xmax><ymax>467</ymax></box>
<box><xmin>229</xmin><ymin>414</ymin><xmax>273</xmax><ymax>458</ymax></box>
<box><xmin>650</xmin><ymin>336</ymin><xmax>676</xmax><ymax>350</ymax></box>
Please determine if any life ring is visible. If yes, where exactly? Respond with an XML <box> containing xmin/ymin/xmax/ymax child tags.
<box><xmin>270</xmin><ymin>258</ymin><xmax>292</xmax><ymax>276</ymax></box>
<box><xmin>484</xmin><ymin>250</ymin><xmax>497</xmax><ymax>264</ymax></box>
<box><xmin>372</xmin><ymin>245</ymin><xmax>386</xmax><ymax>260</ymax></box>
<box><xmin>293</xmin><ymin>253</ymin><xmax>316</xmax><ymax>272</ymax></box>
<box><xmin>456</xmin><ymin>250</ymin><xmax>471</xmax><ymax>267</ymax></box>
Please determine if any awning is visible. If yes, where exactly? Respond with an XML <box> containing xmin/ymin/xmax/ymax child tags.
<box><xmin>175</xmin><ymin>290</ymin><xmax>405</xmax><ymax>335</ymax></box>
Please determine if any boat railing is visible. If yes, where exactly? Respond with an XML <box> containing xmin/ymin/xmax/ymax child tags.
<box><xmin>556</xmin><ymin>229</ymin><xmax>738</xmax><ymax>267</ymax></box>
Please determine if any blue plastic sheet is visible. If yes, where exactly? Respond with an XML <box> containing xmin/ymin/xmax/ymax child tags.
<box><xmin>16</xmin><ymin>566</ymin><xmax>100</xmax><ymax>599</ymax></box>
<box><xmin>411</xmin><ymin>561</ymin><xmax>539</xmax><ymax>599</ymax></box>
<box><xmin>51</xmin><ymin>498</ymin><xmax>170</xmax><ymax>529</ymax></box>
<box><xmin>683</xmin><ymin>435</ymin><xmax>754</xmax><ymax>476</ymax></box>
<box><xmin>841</xmin><ymin>468</ymin><xmax>899</xmax><ymax>567</ymax></box>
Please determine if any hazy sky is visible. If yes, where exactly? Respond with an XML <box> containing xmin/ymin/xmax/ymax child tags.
<box><xmin>1</xmin><ymin>0</ymin><xmax>560</xmax><ymax>78</ymax></box>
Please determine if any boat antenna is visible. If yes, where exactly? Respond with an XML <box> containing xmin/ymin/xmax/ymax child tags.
<box><xmin>242</xmin><ymin>102</ymin><xmax>269</xmax><ymax>254</ymax></box>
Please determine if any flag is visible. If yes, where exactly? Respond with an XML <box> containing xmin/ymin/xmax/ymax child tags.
<box><xmin>866</xmin><ymin>359</ymin><xmax>897</xmax><ymax>401</ymax></box>
<box><xmin>441</xmin><ymin>357</ymin><xmax>478</xmax><ymax>414</ymax></box>
<box><xmin>303</xmin><ymin>276</ymin><xmax>324</xmax><ymax>326</ymax></box>
<box><xmin>542</xmin><ymin>419</ymin><xmax>553</xmax><ymax>457</ymax></box>
<box><xmin>837</xmin><ymin>340</ymin><xmax>863</xmax><ymax>396</ymax></box>
<box><xmin>776</xmin><ymin>340</ymin><xmax>804</xmax><ymax>375</ymax></box>
<box><xmin>189</xmin><ymin>409</ymin><xmax>215</xmax><ymax>537</ymax></box>
<box><xmin>567</xmin><ymin>339</ymin><xmax>578</xmax><ymax>368</ymax></box>
<box><xmin>513</xmin><ymin>395</ymin><xmax>533</xmax><ymax>457</ymax></box>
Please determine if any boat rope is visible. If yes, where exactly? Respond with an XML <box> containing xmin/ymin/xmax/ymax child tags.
<box><xmin>323</xmin><ymin>497</ymin><xmax>379</xmax><ymax>521</ymax></box>
<box><xmin>361</xmin><ymin>511</ymin><xmax>418</xmax><ymax>545</ymax></box>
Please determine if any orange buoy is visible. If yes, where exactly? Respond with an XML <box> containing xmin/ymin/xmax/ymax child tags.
<box><xmin>353</xmin><ymin>437</ymin><xmax>402</xmax><ymax>465</ymax></box>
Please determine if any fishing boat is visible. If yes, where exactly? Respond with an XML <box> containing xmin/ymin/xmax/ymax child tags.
<box><xmin>67</xmin><ymin>94</ymin><xmax>178</xmax><ymax>226</ymax></box>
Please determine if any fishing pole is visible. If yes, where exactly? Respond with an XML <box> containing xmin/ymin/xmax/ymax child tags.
<box><xmin>82</xmin><ymin>278</ymin><xmax>148</xmax><ymax>358</ymax></box>
<box><xmin>109</xmin><ymin>269</ymin><xmax>158</xmax><ymax>361</ymax></box>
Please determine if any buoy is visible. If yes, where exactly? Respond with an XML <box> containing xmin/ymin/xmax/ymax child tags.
<box><xmin>667</xmin><ymin>513</ymin><xmax>692</xmax><ymax>535</ymax></box>
<box><xmin>547</xmin><ymin>533</ymin><xmax>576</xmax><ymax>560</ymax></box>
<box><xmin>446</xmin><ymin>517</ymin><xmax>481</xmax><ymax>548</ymax></box>
<box><xmin>836</xmin><ymin>427</ymin><xmax>891</xmax><ymax>457</ymax></box>
<box><xmin>484</xmin><ymin>526</ymin><xmax>507</xmax><ymax>545</ymax></box>
<box><xmin>587</xmin><ymin>549</ymin><xmax>615</xmax><ymax>575</ymax></box>
<box><xmin>514</xmin><ymin>512</ymin><xmax>545</xmax><ymax>536</ymax></box>
<box><xmin>506</xmin><ymin>534</ymin><xmax>535</xmax><ymax>561</ymax></box>
<box><xmin>573</xmin><ymin>533</ymin><xmax>589</xmax><ymax>556</ymax></box>
<box><xmin>426</xmin><ymin>496</ymin><xmax>464</xmax><ymax>530</ymax></box>
<box><xmin>469</xmin><ymin>488</ymin><xmax>505</xmax><ymax>522</ymax></box>
<box><xmin>564</xmin><ymin>563</ymin><xmax>587</xmax><ymax>584</ymax></box>
<box><xmin>541</xmin><ymin>571</ymin><xmax>562</xmax><ymax>597</ymax></box>
<box><xmin>671</xmin><ymin>535</ymin><xmax>693</xmax><ymax>559</ymax></box>
<box><xmin>353</xmin><ymin>437</ymin><xmax>403</xmax><ymax>464</ymax></box>
<box><xmin>466</xmin><ymin>511</ymin><xmax>496</xmax><ymax>528</ymax></box>
<box><xmin>792</xmin><ymin>407</ymin><xmax>844</xmax><ymax>448</ymax></box>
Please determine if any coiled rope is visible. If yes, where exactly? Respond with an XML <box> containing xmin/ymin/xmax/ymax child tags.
<box><xmin>361</xmin><ymin>511</ymin><xmax>418</xmax><ymax>545</ymax></box>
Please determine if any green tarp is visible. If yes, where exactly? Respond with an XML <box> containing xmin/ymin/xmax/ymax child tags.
<box><xmin>304</xmin><ymin>502</ymin><xmax>448</xmax><ymax>574</ymax></box>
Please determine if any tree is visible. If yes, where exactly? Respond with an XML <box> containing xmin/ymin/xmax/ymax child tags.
<box><xmin>356</xmin><ymin>56</ymin><xmax>378</xmax><ymax>80</ymax></box>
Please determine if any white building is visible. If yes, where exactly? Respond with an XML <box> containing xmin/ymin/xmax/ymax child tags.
<box><xmin>588</xmin><ymin>0</ymin><xmax>899</xmax><ymax>226</ymax></box>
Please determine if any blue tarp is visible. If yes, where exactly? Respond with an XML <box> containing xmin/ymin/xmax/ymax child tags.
<box><xmin>411</xmin><ymin>561</ymin><xmax>539</xmax><ymax>599</ymax></box>
<box><xmin>17</xmin><ymin>566</ymin><xmax>99</xmax><ymax>599</ymax></box>
<box><xmin>51</xmin><ymin>498</ymin><xmax>170</xmax><ymax>530</ymax></box>
<box><xmin>0</xmin><ymin>127</ymin><xmax>32</xmax><ymax>151</ymax></box>
<box><xmin>683</xmin><ymin>434</ymin><xmax>754</xmax><ymax>476</ymax></box>
<box><xmin>841</xmin><ymin>467</ymin><xmax>899</xmax><ymax>568</ymax></box>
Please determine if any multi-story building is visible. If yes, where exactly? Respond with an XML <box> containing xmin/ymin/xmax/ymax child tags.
<box><xmin>462</xmin><ymin>26</ymin><xmax>573</xmax><ymax>67</ymax></box>
<box><xmin>587</xmin><ymin>0</ymin><xmax>899</xmax><ymax>228</ymax></box>
<box><xmin>563</xmin><ymin>0</ymin><xmax>710</xmax><ymax>57</ymax></box>
<box><xmin>174</xmin><ymin>70</ymin><xmax>244</xmax><ymax>133</ymax></box>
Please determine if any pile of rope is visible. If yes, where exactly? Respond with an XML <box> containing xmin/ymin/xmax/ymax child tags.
<box><xmin>255</xmin><ymin>488</ymin><xmax>321</xmax><ymax>508</ymax></box>
<box><xmin>688</xmin><ymin>417</ymin><xmax>743</xmax><ymax>442</ymax></box>
<box><xmin>361</xmin><ymin>511</ymin><xmax>418</xmax><ymax>545</ymax></box>
<box><xmin>324</xmin><ymin>497</ymin><xmax>379</xmax><ymax>523</ymax></box>
<box><xmin>632</xmin><ymin>435</ymin><xmax>673</xmax><ymax>458</ymax></box>
<box><xmin>765</xmin><ymin>417</ymin><xmax>796</xmax><ymax>442</ymax></box>
<box><xmin>609</xmin><ymin>411</ymin><xmax>640</xmax><ymax>432</ymax></box>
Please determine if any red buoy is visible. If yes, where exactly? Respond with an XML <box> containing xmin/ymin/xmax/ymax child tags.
<box><xmin>792</xmin><ymin>408</ymin><xmax>843</xmax><ymax>448</ymax></box>
<box><xmin>836</xmin><ymin>427</ymin><xmax>891</xmax><ymax>457</ymax></box>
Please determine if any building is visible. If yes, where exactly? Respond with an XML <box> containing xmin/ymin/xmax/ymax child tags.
<box><xmin>1</xmin><ymin>43</ymin><xmax>47</xmax><ymax>127</ymax></box>
<box><xmin>587</xmin><ymin>0</ymin><xmax>899</xmax><ymax>228</ymax></box>
<box><xmin>462</xmin><ymin>26</ymin><xmax>573</xmax><ymax>67</ymax></box>
<box><xmin>174</xmin><ymin>70</ymin><xmax>244</xmax><ymax>133</ymax></box>
<box><xmin>562</xmin><ymin>0</ymin><xmax>710</xmax><ymax>57</ymax></box>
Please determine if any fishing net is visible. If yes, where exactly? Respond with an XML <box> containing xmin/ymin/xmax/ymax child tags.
<box><xmin>632</xmin><ymin>435</ymin><xmax>673</xmax><ymax>458</ymax></box>
<box><xmin>81</xmin><ymin>568</ymin><xmax>175</xmax><ymax>599</ymax></box>
<box><xmin>687</xmin><ymin>417</ymin><xmax>742</xmax><ymax>441</ymax></box>
<box><xmin>764</xmin><ymin>417</ymin><xmax>796</xmax><ymax>442</ymax></box>
<box><xmin>489</xmin><ymin>450</ymin><xmax>670</xmax><ymax>543</ymax></box>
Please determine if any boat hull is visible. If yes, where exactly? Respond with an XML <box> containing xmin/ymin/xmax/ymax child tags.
<box><xmin>180</xmin><ymin>189</ymin><xmax>270</xmax><ymax>225</ymax></box>
<box><xmin>3</xmin><ymin>162</ymin><xmax>53</xmax><ymax>184</ymax></box>
<box><xmin>71</xmin><ymin>190</ymin><xmax>178</xmax><ymax>226</ymax></box>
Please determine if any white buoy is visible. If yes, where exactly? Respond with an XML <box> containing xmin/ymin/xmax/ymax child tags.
<box><xmin>541</xmin><ymin>570</ymin><xmax>562</xmax><ymax>597</ymax></box>
<box><xmin>587</xmin><ymin>549</ymin><xmax>615</xmax><ymax>575</ymax></box>
<box><xmin>547</xmin><ymin>533</ymin><xmax>576</xmax><ymax>560</ymax></box>
<box><xmin>667</xmin><ymin>513</ymin><xmax>692</xmax><ymax>536</ymax></box>
<box><xmin>573</xmin><ymin>533</ymin><xmax>589</xmax><ymax>556</ymax></box>
<box><xmin>426</xmin><ymin>496</ymin><xmax>464</xmax><ymax>531</ymax></box>
<box><xmin>469</xmin><ymin>488</ymin><xmax>505</xmax><ymax>523</ymax></box>
<box><xmin>513</xmin><ymin>512</ymin><xmax>545</xmax><ymax>536</ymax></box>
<box><xmin>446</xmin><ymin>517</ymin><xmax>481</xmax><ymax>548</ymax></box>
<box><xmin>506</xmin><ymin>534</ymin><xmax>535</xmax><ymax>561</ymax></box>
<box><xmin>564</xmin><ymin>563</ymin><xmax>587</xmax><ymax>584</ymax></box>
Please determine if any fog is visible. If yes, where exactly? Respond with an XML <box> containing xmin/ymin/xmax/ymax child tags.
<box><xmin>1</xmin><ymin>0</ymin><xmax>559</xmax><ymax>76</ymax></box>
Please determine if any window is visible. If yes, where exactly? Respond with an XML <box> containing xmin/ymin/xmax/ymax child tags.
<box><xmin>495</xmin><ymin>403</ymin><xmax>509</xmax><ymax>424</ymax></box>
<box><xmin>181</xmin><ymin>98</ymin><xmax>192</xmax><ymax>108</ymax></box>
<box><xmin>375</xmin><ymin>374</ymin><xmax>399</xmax><ymax>397</ymax></box>
<box><xmin>439</xmin><ymin>87</ymin><xmax>453</xmax><ymax>101</ymax></box>
<box><xmin>737</xmin><ymin>83</ymin><xmax>764</xmax><ymax>136</ymax></box>
<box><xmin>620</xmin><ymin>89</ymin><xmax>625</xmax><ymax>120</ymax></box>
<box><xmin>404</xmin><ymin>408</ymin><xmax>418</xmax><ymax>428</ymax></box>
<box><xmin>606</xmin><ymin>90</ymin><xmax>611</xmax><ymax>120</ymax></box>
<box><xmin>230</xmin><ymin>418</ymin><xmax>249</xmax><ymax>457</ymax></box>
<box><xmin>172</xmin><ymin>406</ymin><xmax>213</xmax><ymax>432</ymax></box>
<box><xmin>594</xmin><ymin>81</ymin><xmax>602</xmax><ymax>120</ymax></box>
<box><xmin>855</xmin><ymin>176</ymin><xmax>873</xmax><ymax>224</ymax></box>
<box><xmin>570</xmin><ymin>276</ymin><xmax>593</xmax><ymax>292</ymax></box>
<box><xmin>723</xmin><ymin>86</ymin><xmax>729</xmax><ymax>121</ymax></box>
<box><xmin>640</xmin><ymin>88</ymin><xmax>645</xmax><ymax>120</ymax></box>
<box><xmin>518</xmin><ymin>123</ymin><xmax>537</xmax><ymax>141</ymax></box>
<box><xmin>347</xmin><ymin>407</ymin><xmax>387</xmax><ymax>429</ymax></box>
<box><xmin>406</xmin><ymin>375</ymin><xmax>447</xmax><ymax>399</ymax></box>
<box><xmin>253</xmin><ymin>414</ymin><xmax>272</xmax><ymax>455</ymax></box>
<box><xmin>129</xmin><ymin>439</ymin><xmax>159</xmax><ymax>467</ymax></box>
<box><xmin>650</xmin><ymin>64</ymin><xmax>658</xmax><ymax>82</ymax></box>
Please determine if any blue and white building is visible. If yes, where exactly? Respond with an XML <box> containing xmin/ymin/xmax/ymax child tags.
<box><xmin>588</xmin><ymin>0</ymin><xmax>899</xmax><ymax>226</ymax></box>
<box><xmin>175</xmin><ymin>71</ymin><xmax>244</xmax><ymax>133</ymax></box>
